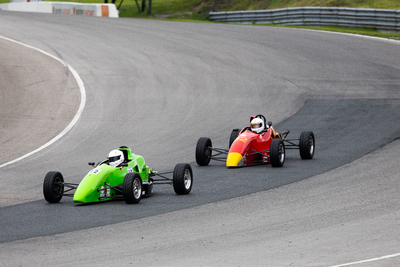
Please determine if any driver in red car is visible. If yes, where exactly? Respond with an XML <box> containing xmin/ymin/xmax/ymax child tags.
<box><xmin>250</xmin><ymin>117</ymin><xmax>281</xmax><ymax>139</ymax></box>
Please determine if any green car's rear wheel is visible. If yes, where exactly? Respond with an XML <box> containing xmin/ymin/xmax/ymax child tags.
<box><xmin>173</xmin><ymin>163</ymin><xmax>193</xmax><ymax>195</ymax></box>
<box><xmin>123</xmin><ymin>173</ymin><xmax>142</xmax><ymax>204</ymax></box>
<box><xmin>43</xmin><ymin>171</ymin><xmax>64</xmax><ymax>203</ymax></box>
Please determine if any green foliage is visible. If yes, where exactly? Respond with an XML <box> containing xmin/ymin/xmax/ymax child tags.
<box><xmin>121</xmin><ymin>0</ymin><xmax>400</xmax><ymax>19</ymax></box>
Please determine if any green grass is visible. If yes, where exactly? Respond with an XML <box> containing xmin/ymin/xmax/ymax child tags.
<box><xmin>115</xmin><ymin>0</ymin><xmax>400</xmax><ymax>19</ymax></box>
<box><xmin>1</xmin><ymin>0</ymin><xmax>399</xmax><ymax>39</ymax></box>
<box><xmin>221</xmin><ymin>0</ymin><xmax>400</xmax><ymax>10</ymax></box>
<box><xmin>2</xmin><ymin>0</ymin><xmax>399</xmax><ymax>18</ymax></box>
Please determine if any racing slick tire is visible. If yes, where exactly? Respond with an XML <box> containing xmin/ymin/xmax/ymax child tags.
<box><xmin>43</xmin><ymin>171</ymin><xmax>64</xmax><ymax>203</ymax></box>
<box><xmin>173</xmin><ymin>163</ymin><xmax>193</xmax><ymax>195</ymax></box>
<box><xmin>299</xmin><ymin>131</ymin><xmax>315</xmax><ymax>159</ymax></box>
<box><xmin>270</xmin><ymin>139</ymin><xmax>285</xmax><ymax>167</ymax></box>
<box><xmin>196</xmin><ymin>137</ymin><xmax>212</xmax><ymax>166</ymax></box>
<box><xmin>123</xmin><ymin>173</ymin><xmax>142</xmax><ymax>204</ymax></box>
<box><xmin>229</xmin><ymin>129</ymin><xmax>240</xmax><ymax>148</ymax></box>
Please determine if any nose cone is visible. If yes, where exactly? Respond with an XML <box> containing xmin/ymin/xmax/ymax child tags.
<box><xmin>73</xmin><ymin>173</ymin><xmax>103</xmax><ymax>203</ymax></box>
<box><xmin>226</xmin><ymin>152</ymin><xmax>243</xmax><ymax>167</ymax></box>
<box><xmin>73</xmin><ymin>184</ymin><xmax>96</xmax><ymax>203</ymax></box>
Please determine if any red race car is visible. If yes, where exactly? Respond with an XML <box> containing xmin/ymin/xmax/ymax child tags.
<box><xmin>195</xmin><ymin>114</ymin><xmax>315</xmax><ymax>167</ymax></box>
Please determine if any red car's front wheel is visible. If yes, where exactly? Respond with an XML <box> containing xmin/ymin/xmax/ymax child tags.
<box><xmin>270</xmin><ymin>139</ymin><xmax>285</xmax><ymax>167</ymax></box>
<box><xmin>196</xmin><ymin>137</ymin><xmax>212</xmax><ymax>166</ymax></box>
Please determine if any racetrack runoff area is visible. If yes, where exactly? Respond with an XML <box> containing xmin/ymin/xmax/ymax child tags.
<box><xmin>0</xmin><ymin>37</ymin><xmax>81</xmax><ymax>166</ymax></box>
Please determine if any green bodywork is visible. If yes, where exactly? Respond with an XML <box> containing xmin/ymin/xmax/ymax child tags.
<box><xmin>73</xmin><ymin>147</ymin><xmax>152</xmax><ymax>203</ymax></box>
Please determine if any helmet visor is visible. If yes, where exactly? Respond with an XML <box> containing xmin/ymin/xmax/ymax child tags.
<box><xmin>108</xmin><ymin>155</ymin><xmax>121</xmax><ymax>163</ymax></box>
<box><xmin>252</xmin><ymin>123</ymin><xmax>261</xmax><ymax>129</ymax></box>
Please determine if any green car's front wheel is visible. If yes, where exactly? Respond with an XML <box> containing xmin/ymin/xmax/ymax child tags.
<box><xmin>43</xmin><ymin>171</ymin><xmax>64</xmax><ymax>203</ymax></box>
<box><xmin>123</xmin><ymin>173</ymin><xmax>142</xmax><ymax>204</ymax></box>
<box><xmin>173</xmin><ymin>163</ymin><xmax>193</xmax><ymax>195</ymax></box>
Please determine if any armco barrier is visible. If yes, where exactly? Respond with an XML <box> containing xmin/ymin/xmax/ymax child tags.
<box><xmin>0</xmin><ymin>2</ymin><xmax>118</xmax><ymax>18</ymax></box>
<box><xmin>209</xmin><ymin>7</ymin><xmax>400</xmax><ymax>32</ymax></box>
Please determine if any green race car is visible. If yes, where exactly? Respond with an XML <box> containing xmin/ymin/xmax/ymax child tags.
<box><xmin>43</xmin><ymin>146</ymin><xmax>193</xmax><ymax>204</ymax></box>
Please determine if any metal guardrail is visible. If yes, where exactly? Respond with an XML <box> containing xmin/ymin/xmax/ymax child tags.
<box><xmin>209</xmin><ymin>7</ymin><xmax>400</xmax><ymax>32</ymax></box>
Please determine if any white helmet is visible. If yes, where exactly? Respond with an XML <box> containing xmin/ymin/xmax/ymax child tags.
<box><xmin>251</xmin><ymin>118</ymin><xmax>264</xmax><ymax>134</ymax></box>
<box><xmin>108</xmin><ymin>149</ymin><xmax>124</xmax><ymax>167</ymax></box>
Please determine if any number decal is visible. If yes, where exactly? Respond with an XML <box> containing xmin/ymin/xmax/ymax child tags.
<box><xmin>89</xmin><ymin>168</ymin><xmax>101</xmax><ymax>175</ymax></box>
<box><xmin>239</xmin><ymin>136</ymin><xmax>247</xmax><ymax>143</ymax></box>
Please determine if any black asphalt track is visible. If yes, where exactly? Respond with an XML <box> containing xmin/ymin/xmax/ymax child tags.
<box><xmin>2</xmin><ymin>99</ymin><xmax>399</xmax><ymax>243</ymax></box>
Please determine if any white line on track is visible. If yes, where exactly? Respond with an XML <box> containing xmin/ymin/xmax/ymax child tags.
<box><xmin>331</xmin><ymin>252</ymin><xmax>400</xmax><ymax>266</ymax></box>
<box><xmin>0</xmin><ymin>35</ymin><xmax>86</xmax><ymax>169</ymax></box>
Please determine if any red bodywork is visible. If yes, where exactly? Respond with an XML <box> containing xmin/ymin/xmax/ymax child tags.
<box><xmin>227</xmin><ymin>127</ymin><xmax>276</xmax><ymax>166</ymax></box>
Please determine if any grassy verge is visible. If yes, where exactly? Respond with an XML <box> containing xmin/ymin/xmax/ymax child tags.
<box><xmin>1</xmin><ymin>0</ymin><xmax>399</xmax><ymax>40</ymax></box>
<box><xmin>270</xmin><ymin>25</ymin><xmax>400</xmax><ymax>40</ymax></box>
<box><xmin>117</xmin><ymin>0</ymin><xmax>400</xmax><ymax>40</ymax></box>
<box><xmin>116</xmin><ymin>0</ymin><xmax>400</xmax><ymax>19</ymax></box>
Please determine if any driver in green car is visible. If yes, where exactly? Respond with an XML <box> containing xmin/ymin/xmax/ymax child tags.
<box><xmin>107</xmin><ymin>149</ymin><xmax>124</xmax><ymax>167</ymax></box>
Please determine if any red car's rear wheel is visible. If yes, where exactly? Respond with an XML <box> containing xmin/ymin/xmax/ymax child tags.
<box><xmin>299</xmin><ymin>131</ymin><xmax>315</xmax><ymax>159</ymax></box>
